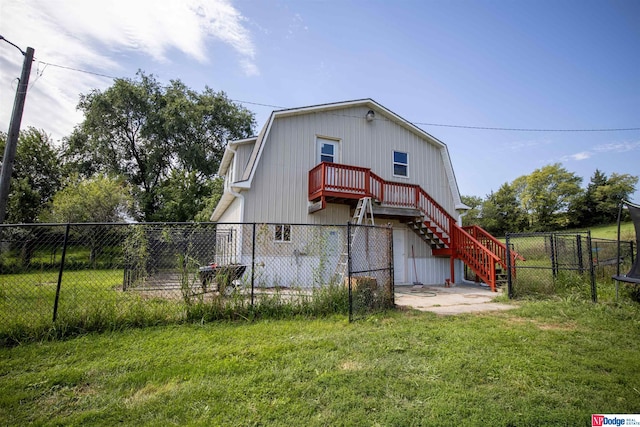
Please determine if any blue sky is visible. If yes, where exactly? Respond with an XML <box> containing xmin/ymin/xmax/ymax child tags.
<box><xmin>1</xmin><ymin>0</ymin><xmax>639</xmax><ymax>201</ymax></box>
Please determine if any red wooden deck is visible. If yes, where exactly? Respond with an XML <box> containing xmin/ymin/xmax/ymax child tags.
<box><xmin>309</xmin><ymin>162</ymin><xmax>514</xmax><ymax>291</ymax></box>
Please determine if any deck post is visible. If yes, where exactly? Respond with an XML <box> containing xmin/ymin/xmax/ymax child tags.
<box><xmin>449</xmin><ymin>256</ymin><xmax>455</xmax><ymax>285</ymax></box>
<box><xmin>364</xmin><ymin>169</ymin><xmax>370</xmax><ymax>196</ymax></box>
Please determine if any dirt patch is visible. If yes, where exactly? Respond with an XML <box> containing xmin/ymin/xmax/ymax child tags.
<box><xmin>503</xmin><ymin>316</ymin><xmax>578</xmax><ymax>331</ymax></box>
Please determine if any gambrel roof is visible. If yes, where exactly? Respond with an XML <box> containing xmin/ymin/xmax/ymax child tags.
<box><xmin>213</xmin><ymin>99</ymin><xmax>468</xmax><ymax>221</ymax></box>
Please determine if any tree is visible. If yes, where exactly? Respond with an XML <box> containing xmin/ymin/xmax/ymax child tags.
<box><xmin>480</xmin><ymin>183</ymin><xmax>528</xmax><ymax>236</ymax></box>
<box><xmin>154</xmin><ymin>170</ymin><xmax>216</xmax><ymax>222</ymax></box>
<box><xmin>194</xmin><ymin>177</ymin><xmax>224</xmax><ymax>222</ymax></box>
<box><xmin>594</xmin><ymin>172</ymin><xmax>638</xmax><ymax>223</ymax></box>
<box><xmin>44</xmin><ymin>175</ymin><xmax>135</xmax><ymax>263</ymax></box>
<box><xmin>569</xmin><ymin>170</ymin><xmax>638</xmax><ymax>227</ymax></box>
<box><xmin>0</xmin><ymin>128</ymin><xmax>62</xmax><ymax>223</ymax></box>
<box><xmin>45</xmin><ymin>175</ymin><xmax>134</xmax><ymax>223</ymax></box>
<box><xmin>518</xmin><ymin>163</ymin><xmax>583</xmax><ymax>230</ymax></box>
<box><xmin>460</xmin><ymin>195</ymin><xmax>483</xmax><ymax>227</ymax></box>
<box><xmin>63</xmin><ymin>71</ymin><xmax>255</xmax><ymax>221</ymax></box>
<box><xmin>568</xmin><ymin>169</ymin><xmax>607</xmax><ymax>227</ymax></box>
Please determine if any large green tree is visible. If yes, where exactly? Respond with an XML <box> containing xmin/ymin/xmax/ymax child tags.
<box><xmin>44</xmin><ymin>175</ymin><xmax>135</xmax><ymax>263</ymax></box>
<box><xmin>480</xmin><ymin>183</ymin><xmax>529</xmax><ymax>236</ymax></box>
<box><xmin>63</xmin><ymin>71</ymin><xmax>255</xmax><ymax>221</ymax></box>
<box><xmin>194</xmin><ymin>177</ymin><xmax>224</xmax><ymax>222</ymax></box>
<box><xmin>592</xmin><ymin>172</ymin><xmax>638</xmax><ymax>223</ymax></box>
<box><xmin>517</xmin><ymin>163</ymin><xmax>583</xmax><ymax>231</ymax></box>
<box><xmin>0</xmin><ymin>128</ymin><xmax>62</xmax><ymax>223</ymax></box>
<box><xmin>45</xmin><ymin>175</ymin><xmax>134</xmax><ymax>223</ymax></box>
<box><xmin>569</xmin><ymin>170</ymin><xmax>638</xmax><ymax>227</ymax></box>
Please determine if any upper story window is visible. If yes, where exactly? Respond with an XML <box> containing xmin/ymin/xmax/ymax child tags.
<box><xmin>317</xmin><ymin>137</ymin><xmax>339</xmax><ymax>164</ymax></box>
<box><xmin>393</xmin><ymin>151</ymin><xmax>408</xmax><ymax>177</ymax></box>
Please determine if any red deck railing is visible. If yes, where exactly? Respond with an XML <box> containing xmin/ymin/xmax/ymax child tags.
<box><xmin>462</xmin><ymin>225</ymin><xmax>525</xmax><ymax>271</ymax></box>
<box><xmin>309</xmin><ymin>162</ymin><xmax>504</xmax><ymax>290</ymax></box>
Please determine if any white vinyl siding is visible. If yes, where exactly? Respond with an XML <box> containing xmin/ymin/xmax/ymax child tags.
<box><xmin>233</xmin><ymin>142</ymin><xmax>255</xmax><ymax>182</ymax></box>
<box><xmin>240</xmin><ymin>105</ymin><xmax>457</xmax><ymax>223</ymax></box>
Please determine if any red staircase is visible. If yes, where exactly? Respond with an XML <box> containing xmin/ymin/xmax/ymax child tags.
<box><xmin>309</xmin><ymin>162</ymin><xmax>514</xmax><ymax>291</ymax></box>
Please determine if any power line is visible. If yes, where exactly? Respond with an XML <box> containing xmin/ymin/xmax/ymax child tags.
<box><xmin>232</xmin><ymin>99</ymin><xmax>286</xmax><ymax>109</ymax></box>
<box><xmin>36</xmin><ymin>60</ymin><xmax>117</xmax><ymax>80</ymax></box>
<box><xmin>231</xmin><ymin>100</ymin><xmax>640</xmax><ymax>133</ymax></box>
<box><xmin>22</xmin><ymin>57</ymin><xmax>640</xmax><ymax>133</ymax></box>
<box><xmin>411</xmin><ymin>122</ymin><xmax>640</xmax><ymax>133</ymax></box>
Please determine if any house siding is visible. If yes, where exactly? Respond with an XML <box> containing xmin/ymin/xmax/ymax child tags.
<box><xmin>216</xmin><ymin>100</ymin><xmax>466</xmax><ymax>285</ymax></box>
<box><xmin>218</xmin><ymin>196</ymin><xmax>242</xmax><ymax>223</ymax></box>
<box><xmin>240</xmin><ymin>105</ymin><xmax>457</xmax><ymax>224</ymax></box>
<box><xmin>233</xmin><ymin>142</ymin><xmax>254</xmax><ymax>183</ymax></box>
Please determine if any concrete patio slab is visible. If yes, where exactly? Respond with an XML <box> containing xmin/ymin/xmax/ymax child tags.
<box><xmin>394</xmin><ymin>283</ymin><xmax>518</xmax><ymax>315</ymax></box>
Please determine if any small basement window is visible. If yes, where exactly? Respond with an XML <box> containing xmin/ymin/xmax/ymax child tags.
<box><xmin>274</xmin><ymin>224</ymin><xmax>291</xmax><ymax>242</ymax></box>
<box><xmin>393</xmin><ymin>151</ymin><xmax>408</xmax><ymax>177</ymax></box>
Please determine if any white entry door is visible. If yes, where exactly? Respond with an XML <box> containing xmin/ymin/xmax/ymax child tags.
<box><xmin>392</xmin><ymin>229</ymin><xmax>406</xmax><ymax>284</ymax></box>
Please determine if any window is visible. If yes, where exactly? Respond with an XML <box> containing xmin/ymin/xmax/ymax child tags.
<box><xmin>274</xmin><ymin>224</ymin><xmax>291</xmax><ymax>242</ymax></box>
<box><xmin>393</xmin><ymin>151</ymin><xmax>408</xmax><ymax>177</ymax></box>
<box><xmin>317</xmin><ymin>137</ymin><xmax>339</xmax><ymax>164</ymax></box>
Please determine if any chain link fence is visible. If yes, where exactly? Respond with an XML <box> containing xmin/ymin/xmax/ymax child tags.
<box><xmin>591</xmin><ymin>237</ymin><xmax>636</xmax><ymax>282</ymax></box>
<box><xmin>0</xmin><ymin>222</ymin><xmax>393</xmax><ymax>343</ymax></box>
<box><xmin>346</xmin><ymin>223</ymin><xmax>394</xmax><ymax>321</ymax></box>
<box><xmin>506</xmin><ymin>232</ymin><xmax>597</xmax><ymax>301</ymax></box>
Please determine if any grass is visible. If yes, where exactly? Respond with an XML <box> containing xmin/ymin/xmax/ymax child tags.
<box><xmin>0</xmin><ymin>300</ymin><xmax>638</xmax><ymax>426</ymax></box>
<box><xmin>585</xmin><ymin>221</ymin><xmax>635</xmax><ymax>241</ymax></box>
<box><xmin>0</xmin><ymin>269</ymin><xmax>187</xmax><ymax>344</ymax></box>
<box><xmin>0</xmin><ymin>267</ymin><xmax>373</xmax><ymax>345</ymax></box>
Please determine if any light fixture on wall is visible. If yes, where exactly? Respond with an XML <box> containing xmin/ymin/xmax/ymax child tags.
<box><xmin>366</xmin><ymin>110</ymin><xmax>375</xmax><ymax>122</ymax></box>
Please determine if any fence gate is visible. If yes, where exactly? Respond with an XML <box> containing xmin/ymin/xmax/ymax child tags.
<box><xmin>505</xmin><ymin>231</ymin><xmax>597</xmax><ymax>301</ymax></box>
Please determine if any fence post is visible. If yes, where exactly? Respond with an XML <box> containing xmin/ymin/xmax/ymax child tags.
<box><xmin>576</xmin><ymin>235</ymin><xmax>584</xmax><ymax>273</ymax></box>
<box><xmin>53</xmin><ymin>223</ymin><xmax>70</xmax><ymax>322</ymax></box>
<box><xmin>586</xmin><ymin>231</ymin><xmax>597</xmax><ymax>303</ymax></box>
<box><xmin>550</xmin><ymin>234</ymin><xmax>558</xmax><ymax>278</ymax></box>
<box><xmin>251</xmin><ymin>223</ymin><xmax>256</xmax><ymax>307</ymax></box>
<box><xmin>506</xmin><ymin>234</ymin><xmax>513</xmax><ymax>299</ymax></box>
<box><xmin>388</xmin><ymin>224</ymin><xmax>394</xmax><ymax>307</ymax></box>
<box><xmin>347</xmin><ymin>221</ymin><xmax>352</xmax><ymax>322</ymax></box>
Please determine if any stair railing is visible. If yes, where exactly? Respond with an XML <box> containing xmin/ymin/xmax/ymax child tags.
<box><xmin>462</xmin><ymin>225</ymin><xmax>525</xmax><ymax>271</ymax></box>
<box><xmin>309</xmin><ymin>162</ymin><xmax>502</xmax><ymax>290</ymax></box>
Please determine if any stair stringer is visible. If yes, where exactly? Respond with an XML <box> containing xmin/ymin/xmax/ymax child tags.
<box><xmin>407</xmin><ymin>216</ymin><xmax>501</xmax><ymax>291</ymax></box>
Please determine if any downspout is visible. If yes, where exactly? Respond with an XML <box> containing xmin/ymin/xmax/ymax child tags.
<box><xmin>226</xmin><ymin>145</ymin><xmax>244</xmax><ymax>263</ymax></box>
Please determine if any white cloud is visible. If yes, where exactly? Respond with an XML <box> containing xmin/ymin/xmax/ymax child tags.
<box><xmin>570</xmin><ymin>152</ymin><xmax>592</xmax><ymax>161</ymax></box>
<box><xmin>0</xmin><ymin>0</ymin><xmax>257</xmax><ymax>141</ymax></box>
<box><xmin>593</xmin><ymin>141</ymin><xmax>640</xmax><ymax>153</ymax></box>
<box><xmin>560</xmin><ymin>140</ymin><xmax>640</xmax><ymax>162</ymax></box>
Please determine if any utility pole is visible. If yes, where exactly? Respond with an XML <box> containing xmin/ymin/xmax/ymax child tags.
<box><xmin>0</xmin><ymin>45</ymin><xmax>34</xmax><ymax>224</ymax></box>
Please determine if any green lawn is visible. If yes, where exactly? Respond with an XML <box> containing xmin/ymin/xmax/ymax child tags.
<box><xmin>1</xmin><ymin>300</ymin><xmax>639</xmax><ymax>426</ymax></box>
<box><xmin>587</xmin><ymin>221</ymin><xmax>635</xmax><ymax>241</ymax></box>
<box><xmin>0</xmin><ymin>270</ymin><xmax>186</xmax><ymax>343</ymax></box>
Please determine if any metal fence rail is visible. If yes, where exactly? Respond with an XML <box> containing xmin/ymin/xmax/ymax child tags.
<box><xmin>0</xmin><ymin>222</ymin><xmax>394</xmax><ymax>338</ymax></box>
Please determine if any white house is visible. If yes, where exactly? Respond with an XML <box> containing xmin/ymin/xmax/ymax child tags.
<box><xmin>211</xmin><ymin>99</ymin><xmax>509</xmax><ymax>290</ymax></box>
